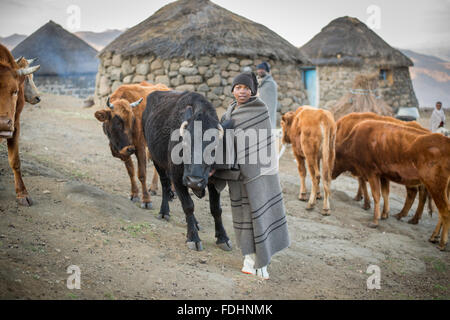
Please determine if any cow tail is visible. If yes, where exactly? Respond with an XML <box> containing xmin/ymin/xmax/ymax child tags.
<box><xmin>321</xmin><ymin>121</ymin><xmax>335</xmax><ymax>183</ymax></box>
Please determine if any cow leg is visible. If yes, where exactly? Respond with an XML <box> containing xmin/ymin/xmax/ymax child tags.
<box><xmin>321</xmin><ymin>157</ymin><xmax>332</xmax><ymax>216</ymax></box>
<box><xmin>136</xmin><ymin>148</ymin><xmax>152</xmax><ymax>209</ymax></box>
<box><xmin>7</xmin><ymin>126</ymin><xmax>32</xmax><ymax>206</ymax></box>
<box><xmin>173</xmin><ymin>180</ymin><xmax>203</xmax><ymax>251</ymax></box>
<box><xmin>380</xmin><ymin>177</ymin><xmax>390</xmax><ymax>220</ymax></box>
<box><xmin>123</xmin><ymin>157</ymin><xmax>140</xmax><ymax>202</ymax></box>
<box><xmin>149</xmin><ymin>167</ymin><xmax>159</xmax><ymax>195</ymax></box>
<box><xmin>361</xmin><ymin>179</ymin><xmax>371</xmax><ymax>210</ymax></box>
<box><xmin>305</xmin><ymin>153</ymin><xmax>320</xmax><ymax>210</ymax></box>
<box><xmin>354</xmin><ymin>178</ymin><xmax>363</xmax><ymax>201</ymax></box>
<box><xmin>367</xmin><ymin>175</ymin><xmax>381</xmax><ymax>228</ymax></box>
<box><xmin>408</xmin><ymin>185</ymin><xmax>427</xmax><ymax>224</ymax></box>
<box><xmin>394</xmin><ymin>186</ymin><xmax>417</xmax><ymax>221</ymax></box>
<box><xmin>207</xmin><ymin>183</ymin><xmax>232</xmax><ymax>251</ymax></box>
<box><xmin>316</xmin><ymin>157</ymin><xmax>322</xmax><ymax>200</ymax></box>
<box><xmin>424</xmin><ymin>180</ymin><xmax>449</xmax><ymax>250</ymax></box>
<box><xmin>153</xmin><ymin>164</ymin><xmax>171</xmax><ymax>221</ymax></box>
<box><xmin>296</xmin><ymin>155</ymin><xmax>308</xmax><ymax>201</ymax></box>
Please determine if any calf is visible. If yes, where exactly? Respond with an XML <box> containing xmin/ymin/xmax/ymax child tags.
<box><xmin>95</xmin><ymin>82</ymin><xmax>171</xmax><ymax>209</ymax></box>
<box><xmin>335</xmin><ymin>112</ymin><xmax>433</xmax><ymax>223</ymax></box>
<box><xmin>142</xmin><ymin>90</ymin><xmax>232</xmax><ymax>252</ymax></box>
<box><xmin>0</xmin><ymin>44</ymin><xmax>40</xmax><ymax>205</ymax></box>
<box><xmin>333</xmin><ymin>120</ymin><xmax>450</xmax><ymax>250</ymax></box>
<box><xmin>281</xmin><ymin>106</ymin><xmax>336</xmax><ymax>215</ymax></box>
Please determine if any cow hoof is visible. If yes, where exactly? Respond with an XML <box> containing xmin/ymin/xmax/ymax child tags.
<box><xmin>353</xmin><ymin>195</ymin><xmax>363</xmax><ymax>201</ymax></box>
<box><xmin>367</xmin><ymin>222</ymin><xmax>378</xmax><ymax>228</ymax></box>
<box><xmin>149</xmin><ymin>190</ymin><xmax>157</xmax><ymax>196</ymax></box>
<box><xmin>157</xmin><ymin>213</ymin><xmax>170</xmax><ymax>221</ymax></box>
<box><xmin>316</xmin><ymin>194</ymin><xmax>323</xmax><ymax>200</ymax></box>
<box><xmin>168</xmin><ymin>189</ymin><xmax>176</xmax><ymax>201</ymax></box>
<box><xmin>321</xmin><ymin>209</ymin><xmax>331</xmax><ymax>216</ymax></box>
<box><xmin>305</xmin><ymin>203</ymin><xmax>314</xmax><ymax>211</ymax></box>
<box><xmin>429</xmin><ymin>238</ymin><xmax>439</xmax><ymax>244</ymax></box>
<box><xmin>17</xmin><ymin>196</ymin><xmax>33</xmax><ymax>207</ymax></box>
<box><xmin>141</xmin><ymin>202</ymin><xmax>153</xmax><ymax>210</ymax></box>
<box><xmin>298</xmin><ymin>193</ymin><xmax>307</xmax><ymax>201</ymax></box>
<box><xmin>187</xmin><ymin>241</ymin><xmax>203</xmax><ymax>251</ymax></box>
<box><xmin>217</xmin><ymin>240</ymin><xmax>232</xmax><ymax>251</ymax></box>
<box><xmin>393</xmin><ymin>213</ymin><xmax>403</xmax><ymax>221</ymax></box>
<box><xmin>129</xmin><ymin>195</ymin><xmax>140</xmax><ymax>203</ymax></box>
<box><xmin>407</xmin><ymin>219</ymin><xmax>418</xmax><ymax>225</ymax></box>
<box><xmin>363</xmin><ymin>204</ymin><xmax>371</xmax><ymax>210</ymax></box>
<box><xmin>437</xmin><ymin>245</ymin><xmax>446</xmax><ymax>251</ymax></box>
<box><xmin>381</xmin><ymin>215</ymin><xmax>389</xmax><ymax>220</ymax></box>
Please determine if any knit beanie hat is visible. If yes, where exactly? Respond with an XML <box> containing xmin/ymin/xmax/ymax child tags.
<box><xmin>231</xmin><ymin>71</ymin><xmax>258</xmax><ymax>96</ymax></box>
<box><xmin>256</xmin><ymin>61</ymin><xmax>270</xmax><ymax>73</ymax></box>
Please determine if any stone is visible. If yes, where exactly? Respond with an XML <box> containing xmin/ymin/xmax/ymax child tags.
<box><xmin>197</xmin><ymin>56</ymin><xmax>211</xmax><ymax>66</ymax></box>
<box><xmin>207</xmin><ymin>75</ymin><xmax>221</xmax><ymax>87</ymax></box>
<box><xmin>227</xmin><ymin>63</ymin><xmax>240</xmax><ymax>72</ymax></box>
<box><xmin>153</xmin><ymin>69</ymin><xmax>165</xmax><ymax>76</ymax></box>
<box><xmin>103</xmin><ymin>58</ymin><xmax>112</xmax><ymax>67</ymax></box>
<box><xmin>168</xmin><ymin>71</ymin><xmax>179</xmax><ymax>77</ymax></box>
<box><xmin>136</xmin><ymin>63</ymin><xmax>150</xmax><ymax>75</ymax></box>
<box><xmin>132</xmin><ymin>75</ymin><xmax>146</xmax><ymax>83</ymax></box>
<box><xmin>240</xmin><ymin>59</ymin><xmax>253</xmax><ymax>66</ymax></box>
<box><xmin>146</xmin><ymin>74</ymin><xmax>155</xmax><ymax>82</ymax></box>
<box><xmin>185</xmin><ymin>75</ymin><xmax>203</xmax><ymax>84</ymax></box>
<box><xmin>197</xmin><ymin>83</ymin><xmax>210</xmax><ymax>92</ymax></box>
<box><xmin>110</xmin><ymin>68</ymin><xmax>122</xmax><ymax>81</ymax></box>
<box><xmin>163</xmin><ymin>60</ymin><xmax>170</xmax><ymax>70</ymax></box>
<box><xmin>175</xmin><ymin>84</ymin><xmax>195</xmax><ymax>91</ymax></box>
<box><xmin>151</xmin><ymin>59</ymin><xmax>163</xmax><ymax>71</ymax></box>
<box><xmin>281</xmin><ymin>98</ymin><xmax>293</xmax><ymax>108</ymax></box>
<box><xmin>112</xmin><ymin>54</ymin><xmax>122</xmax><ymax>67</ymax></box>
<box><xmin>123</xmin><ymin>75</ymin><xmax>133</xmax><ymax>84</ymax></box>
<box><xmin>98</xmin><ymin>76</ymin><xmax>111</xmax><ymax>96</ymax></box>
<box><xmin>155</xmin><ymin>75</ymin><xmax>170</xmax><ymax>86</ymax></box>
<box><xmin>207</xmin><ymin>92</ymin><xmax>219</xmax><ymax>100</ymax></box>
<box><xmin>179</xmin><ymin>67</ymin><xmax>198</xmax><ymax>76</ymax></box>
<box><xmin>212</xmin><ymin>100</ymin><xmax>222</xmax><ymax>108</ymax></box>
<box><xmin>111</xmin><ymin>81</ymin><xmax>122</xmax><ymax>92</ymax></box>
<box><xmin>198</xmin><ymin>66</ymin><xmax>208</xmax><ymax>75</ymax></box>
<box><xmin>212</xmin><ymin>86</ymin><xmax>224</xmax><ymax>95</ymax></box>
<box><xmin>204</xmin><ymin>69</ymin><xmax>214</xmax><ymax>79</ymax></box>
<box><xmin>170</xmin><ymin>62</ymin><xmax>180</xmax><ymax>71</ymax></box>
<box><xmin>131</xmin><ymin>56</ymin><xmax>140</xmax><ymax>66</ymax></box>
<box><xmin>224</xmin><ymin>85</ymin><xmax>232</xmax><ymax>97</ymax></box>
<box><xmin>228</xmin><ymin>57</ymin><xmax>238</xmax><ymax>63</ymax></box>
<box><xmin>216</xmin><ymin>59</ymin><xmax>229</xmax><ymax>69</ymax></box>
<box><xmin>180</xmin><ymin>60</ymin><xmax>194</xmax><ymax>67</ymax></box>
<box><xmin>121</xmin><ymin>60</ymin><xmax>134</xmax><ymax>76</ymax></box>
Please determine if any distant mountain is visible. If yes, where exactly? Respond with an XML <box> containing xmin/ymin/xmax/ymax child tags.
<box><xmin>0</xmin><ymin>33</ymin><xmax>27</xmax><ymax>50</ymax></box>
<box><xmin>401</xmin><ymin>49</ymin><xmax>450</xmax><ymax>109</ymax></box>
<box><xmin>75</xmin><ymin>29</ymin><xmax>123</xmax><ymax>51</ymax></box>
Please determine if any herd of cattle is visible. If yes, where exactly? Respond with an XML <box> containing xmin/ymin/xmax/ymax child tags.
<box><xmin>0</xmin><ymin>43</ymin><xmax>449</xmax><ymax>254</ymax></box>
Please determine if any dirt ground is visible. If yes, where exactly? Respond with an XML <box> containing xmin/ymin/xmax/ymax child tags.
<box><xmin>0</xmin><ymin>93</ymin><xmax>448</xmax><ymax>300</ymax></box>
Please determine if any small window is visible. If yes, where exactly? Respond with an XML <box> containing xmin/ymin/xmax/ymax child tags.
<box><xmin>379</xmin><ymin>69</ymin><xmax>387</xmax><ymax>80</ymax></box>
<box><xmin>379</xmin><ymin>69</ymin><xmax>393</xmax><ymax>85</ymax></box>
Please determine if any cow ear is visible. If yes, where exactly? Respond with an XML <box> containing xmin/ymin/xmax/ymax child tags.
<box><xmin>95</xmin><ymin>109</ymin><xmax>111</xmax><ymax>122</ymax></box>
<box><xmin>184</xmin><ymin>105</ymin><xmax>193</xmax><ymax>122</ymax></box>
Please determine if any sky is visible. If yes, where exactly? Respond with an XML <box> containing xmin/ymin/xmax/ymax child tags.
<box><xmin>0</xmin><ymin>0</ymin><xmax>449</xmax><ymax>50</ymax></box>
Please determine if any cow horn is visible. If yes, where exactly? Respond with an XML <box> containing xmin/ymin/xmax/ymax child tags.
<box><xmin>15</xmin><ymin>56</ymin><xmax>24</xmax><ymax>64</ymax></box>
<box><xmin>179</xmin><ymin>121</ymin><xmax>188</xmax><ymax>137</ymax></box>
<box><xmin>16</xmin><ymin>65</ymin><xmax>40</xmax><ymax>76</ymax></box>
<box><xmin>26</xmin><ymin>58</ymin><xmax>37</xmax><ymax>65</ymax></box>
<box><xmin>130</xmin><ymin>98</ymin><xmax>143</xmax><ymax>108</ymax></box>
<box><xmin>106</xmin><ymin>97</ymin><xmax>114</xmax><ymax>109</ymax></box>
<box><xmin>217</xmin><ymin>124</ymin><xmax>224</xmax><ymax>139</ymax></box>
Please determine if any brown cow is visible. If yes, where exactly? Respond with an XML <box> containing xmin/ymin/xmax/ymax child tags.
<box><xmin>333</xmin><ymin>120</ymin><xmax>450</xmax><ymax>250</ymax></box>
<box><xmin>335</xmin><ymin>112</ymin><xmax>433</xmax><ymax>223</ymax></box>
<box><xmin>0</xmin><ymin>44</ymin><xmax>40</xmax><ymax>205</ymax></box>
<box><xmin>281</xmin><ymin>106</ymin><xmax>336</xmax><ymax>215</ymax></box>
<box><xmin>94</xmin><ymin>82</ymin><xmax>171</xmax><ymax>209</ymax></box>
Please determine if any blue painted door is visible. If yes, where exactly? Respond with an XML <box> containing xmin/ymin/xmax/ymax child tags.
<box><xmin>304</xmin><ymin>69</ymin><xmax>317</xmax><ymax>107</ymax></box>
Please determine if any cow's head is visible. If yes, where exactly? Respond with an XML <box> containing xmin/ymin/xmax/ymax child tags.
<box><xmin>94</xmin><ymin>97</ymin><xmax>143</xmax><ymax>157</ymax></box>
<box><xmin>0</xmin><ymin>62</ymin><xmax>40</xmax><ymax>139</ymax></box>
<box><xmin>280</xmin><ymin>111</ymin><xmax>296</xmax><ymax>144</ymax></box>
<box><xmin>16</xmin><ymin>57</ymin><xmax>41</xmax><ymax>104</ymax></box>
<box><xmin>179</xmin><ymin>103</ymin><xmax>224</xmax><ymax>198</ymax></box>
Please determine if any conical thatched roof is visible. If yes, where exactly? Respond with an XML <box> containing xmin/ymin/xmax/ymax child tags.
<box><xmin>12</xmin><ymin>21</ymin><xmax>99</xmax><ymax>75</ymax></box>
<box><xmin>299</xmin><ymin>16</ymin><xmax>413</xmax><ymax>67</ymax></box>
<box><xmin>100</xmin><ymin>0</ymin><xmax>306</xmax><ymax>63</ymax></box>
<box><xmin>330</xmin><ymin>73</ymin><xmax>393</xmax><ymax>120</ymax></box>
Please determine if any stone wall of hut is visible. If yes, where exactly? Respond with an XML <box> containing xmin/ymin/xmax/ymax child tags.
<box><xmin>94</xmin><ymin>53</ymin><xmax>309</xmax><ymax>124</ymax></box>
<box><xmin>317</xmin><ymin>65</ymin><xmax>418</xmax><ymax>110</ymax></box>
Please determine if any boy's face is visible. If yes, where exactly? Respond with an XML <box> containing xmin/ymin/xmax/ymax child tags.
<box><xmin>257</xmin><ymin>68</ymin><xmax>267</xmax><ymax>78</ymax></box>
<box><xmin>436</xmin><ymin>103</ymin><xmax>442</xmax><ymax>110</ymax></box>
<box><xmin>233</xmin><ymin>84</ymin><xmax>252</xmax><ymax>105</ymax></box>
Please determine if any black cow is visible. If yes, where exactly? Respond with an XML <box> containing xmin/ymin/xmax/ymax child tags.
<box><xmin>142</xmin><ymin>90</ymin><xmax>232</xmax><ymax>252</ymax></box>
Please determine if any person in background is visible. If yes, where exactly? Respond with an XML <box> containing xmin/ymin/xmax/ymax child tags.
<box><xmin>256</xmin><ymin>62</ymin><xmax>278</xmax><ymax>129</ymax></box>
<box><xmin>430</xmin><ymin>101</ymin><xmax>445</xmax><ymax>132</ymax></box>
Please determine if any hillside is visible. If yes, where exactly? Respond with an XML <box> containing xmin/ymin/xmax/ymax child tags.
<box><xmin>0</xmin><ymin>33</ymin><xmax>27</xmax><ymax>50</ymax></box>
<box><xmin>75</xmin><ymin>29</ymin><xmax>123</xmax><ymax>51</ymax></box>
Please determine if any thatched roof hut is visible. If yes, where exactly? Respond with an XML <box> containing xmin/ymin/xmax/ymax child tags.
<box><xmin>95</xmin><ymin>0</ymin><xmax>309</xmax><ymax>119</ymax></box>
<box><xmin>12</xmin><ymin>21</ymin><xmax>99</xmax><ymax>76</ymax></box>
<box><xmin>299</xmin><ymin>16</ymin><xmax>418</xmax><ymax>110</ymax></box>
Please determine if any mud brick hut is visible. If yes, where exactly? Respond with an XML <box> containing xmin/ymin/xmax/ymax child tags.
<box><xmin>299</xmin><ymin>16</ymin><xmax>418</xmax><ymax>110</ymax></box>
<box><xmin>95</xmin><ymin>0</ymin><xmax>309</xmax><ymax>118</ymax></box>
<box><xmin>12</xmin><ymin>20</ymin><xmax>99</xmax><ymax>76</ymax></box>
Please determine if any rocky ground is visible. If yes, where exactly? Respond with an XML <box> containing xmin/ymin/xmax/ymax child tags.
<box><xmin>0</xmin><ymin>93</ymin><xmax>448</xmax><ymax>300</ymax></box>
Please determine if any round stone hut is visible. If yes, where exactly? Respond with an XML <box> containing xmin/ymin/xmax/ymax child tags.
<box><xmin>299</xmin><ymin>16</ymin><xmax>418</xmax><ymax>110</ymax></box>
<box><xmin>95</xmin><ymin>0</ymin><xmax>308</xmax><ymax>120</ymax></box>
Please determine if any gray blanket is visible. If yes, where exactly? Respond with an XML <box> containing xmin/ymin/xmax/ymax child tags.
<box><xmin>213</xmin><ymin>97</ymin><xmax>290</xmax><ymax>269</ymax></box>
